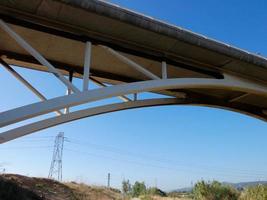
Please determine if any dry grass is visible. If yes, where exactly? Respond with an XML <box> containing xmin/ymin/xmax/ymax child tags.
<box><xmin>65</xmin><ymin>182</ymin><xmax>122</xmax><ymax>200</ymax></box>
<box><xmin>151</xmin><ymin>197</ymin><xmax>192</xmax><ymax>200</ymax></box>
<box><xmin>130</xmin><ymin>196</ymin><xmax>191</xmax><ymax>200</ymax></box>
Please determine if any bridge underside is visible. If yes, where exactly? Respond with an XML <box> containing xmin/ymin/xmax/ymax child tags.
<box><xmin>1</xmin><ymin>0</ymin><xmax>267</xmax><ymax>143</ymax></box>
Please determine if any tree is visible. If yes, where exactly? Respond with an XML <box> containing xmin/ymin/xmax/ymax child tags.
<box><xmin>193</xmin><ymin>180</ymin><xmax>239</xmax><ymax>200</ymax></box>
<box><xmin>131</xmin><ymin>181</ymin><xmax>147</xmax><ymax>197</ymax></box>
<box><xmin>122</xmin><ymin>179</ymin><xmax>131</xmax><ymax>195</ymax></box>
<box><xmin>240</xmin><ymin>184</ymin><xmax>267</xmax><ymax>200</ymax></box>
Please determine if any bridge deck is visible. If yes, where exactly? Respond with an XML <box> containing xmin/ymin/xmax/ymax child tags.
<box><xmin>1</xmin><ymin>0</ymin><xmax>267</xmax><ymax>116</ymax></box>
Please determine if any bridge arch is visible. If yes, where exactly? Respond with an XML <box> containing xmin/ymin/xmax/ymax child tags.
<box><xmin>0</xmin><ymin>95</ymin><xmax>266</xmax><ymax>144</ymax></box>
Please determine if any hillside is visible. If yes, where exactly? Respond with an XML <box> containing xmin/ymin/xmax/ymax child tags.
<box><xmin>0</xmin><ymin>174</ymin><xmax>122</xmax><ymax>200</ymax></box>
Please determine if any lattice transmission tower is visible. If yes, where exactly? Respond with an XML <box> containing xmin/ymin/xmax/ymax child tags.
<box><xmin>48</xmin><ymin>132</ymin><xmax>65</xmax><ymax>181</ymax></box>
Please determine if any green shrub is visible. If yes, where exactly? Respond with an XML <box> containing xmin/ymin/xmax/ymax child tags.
<box><xmin>240</xmin><ymin>184</ymin><xmax>267</xmax><ymax>200</ymax></box>
<box><xmin>193</xmin><ymin>180</ymin><xmax>239</xmax><ymax>200</ymax></box>
<box><xmin>131</xmin><ymin>181</ymin><xmax>146</xmax><ymax>197</ymax></box>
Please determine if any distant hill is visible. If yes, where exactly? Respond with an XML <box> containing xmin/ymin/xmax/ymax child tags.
<box><xmin>224</xmin><ymin>181</ymin><xmax>267</xmax><ymax>190</ymax></box>
<box><xmin>173</xmin><ymin>181</ymin><xmax>267</xmax><ymax>192</ymax></box>
<box><xmin>173</xmin><ymin>187</ymin><xmax>193</xmax><ymax>193</ymax></box>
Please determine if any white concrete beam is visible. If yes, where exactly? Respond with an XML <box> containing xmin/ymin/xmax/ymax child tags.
<box><xmin>162</xmin><ymin>61</ymin><xmax>167</xmax><ymax>79</ymax></box>
<box><xmin>83</xmin><ymin>41</ymin><xmax>92</xmax><ymax>91</ymax></box>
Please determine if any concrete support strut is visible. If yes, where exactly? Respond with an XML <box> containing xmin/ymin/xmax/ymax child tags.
<box><xmin>100</xmin><ymin>45</ymin><xmax>160</xmax><ymax>80</ymax></box>
<box><xmin>83</xmin><ymin>41</ymin><xmax>92</xmax><ymax>91</ymax></box>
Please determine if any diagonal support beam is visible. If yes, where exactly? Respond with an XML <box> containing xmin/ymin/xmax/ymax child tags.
<box><xmin>90</xmin><ymin>77</ymin><xmax>131</xmax><ymax>102</ymax></box>
<box><xmin>100</xmin><ymin>45</ymin><xmax>160</xmax><ymax>80</ymax></box>
<box><xmin>0</xmin><ymin>59</ymin><xmax>62</xmax><ymax>116</ymax></box>
<box><xmin>0</xmin><ymin>19</ymin><xmax>80</xmax><ymax>93</ymax></box>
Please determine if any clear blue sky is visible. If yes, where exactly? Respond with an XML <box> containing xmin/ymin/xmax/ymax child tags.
<box><xmin>1</xmin><ymin>0</ymin><xmax>267</xmax><ymax>191</ymax></box>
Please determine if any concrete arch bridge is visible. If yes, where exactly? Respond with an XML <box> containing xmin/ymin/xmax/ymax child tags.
<box><xmin>1</xmin><ymin>0</ymin><xmax>267</xmax><ymax>143</ymax></box>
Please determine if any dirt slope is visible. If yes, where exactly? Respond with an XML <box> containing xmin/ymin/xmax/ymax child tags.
<box><xmin>0</xmin><ymin>174</ymin><xmax>122</xmax><ymax>200</ymax></box>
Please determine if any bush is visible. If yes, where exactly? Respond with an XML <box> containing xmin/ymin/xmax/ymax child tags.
<box><xmin>131</xmin><ymin>181</ymin><xmax>146</xmax><ymax>197</ymax></box>
<box><xmin>240</xmin><ymin>184</ymin><xmax>267</xmax><ymax>200</ymax></box>
<box><xmin>193</xmin><ymin>180</ymin><xmax>239</xmax><ymax>200</ymax></box>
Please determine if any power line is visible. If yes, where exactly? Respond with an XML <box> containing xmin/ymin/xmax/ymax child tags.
<box><xmin>64</xmin><ymin>148</ymin><xmax>267</xmax><ymax>180</ymax></box>
<box><xmin>0</xmin><ymin>146</ymin><xmax>53</xmax><ymax>150</ymax></box>
<box><xmin>19</xmin><ymin>136</ymin><xmax>55</xmax><ymax>139</ymax></box>
<box><xmin>1</xmin><ymin>136</ymin><xmax>266</xmax><ymax>178</ymax></box>
<box><xmin>1</xmin><ymin>135</ymin><xmax>266</xmax><ymax>180</ymax></box>
<box><xmin>7</xmin><ymin>136</ymin><xmax>55</xmax><ymax>142</ymax></box>
<box><xmin>65</xmin><ymin>138</ymin><xmax>267</xmax><ymax>176</ymax></box>
<box><xmin>6</xmin><ymin>135</ymin><xmax>267</xmax><ymax>175</ymax></box>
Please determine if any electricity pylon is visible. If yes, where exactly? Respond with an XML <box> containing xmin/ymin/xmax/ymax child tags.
<box><xmin>48</xmin><ymin>132</ymin><xmax>65</xmax><ymax>181</ymax></box>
